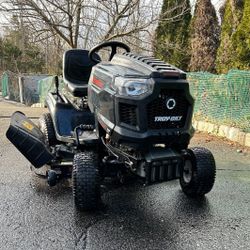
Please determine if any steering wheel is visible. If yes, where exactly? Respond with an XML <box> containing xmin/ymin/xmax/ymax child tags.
<box><xmin>89</xmin><ymin>41</ymin><xmax>131</xmax><ymax>63</ymax></box>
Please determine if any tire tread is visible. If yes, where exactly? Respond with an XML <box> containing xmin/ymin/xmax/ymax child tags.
<box><xmin>180</xmin><ymin>147</ymin><xmax>216</xmax><ymax>197</ymax></box>
<box><xmin>72</xmin><ymin>151</ymin><xmax>100</xmax><ymax>210</ymax></box>
<box><xmin>38</xmin><ymin>113</ymin><xmax>57</xmax><ymax>146</ymax></box>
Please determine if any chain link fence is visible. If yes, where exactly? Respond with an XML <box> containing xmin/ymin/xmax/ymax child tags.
<box><xmin>188</xmin><ymin>70</ymin><xmax>250</xmax><ymax>132</ymax></box>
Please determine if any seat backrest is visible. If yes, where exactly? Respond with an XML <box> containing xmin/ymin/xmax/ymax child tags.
<box><xmin>63</xmin><ymin>49</ymin><xmax>100</xmax><ymax>97</ymax></box>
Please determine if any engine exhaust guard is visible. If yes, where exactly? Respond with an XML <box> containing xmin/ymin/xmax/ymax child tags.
<box><xmin>6</xmin><ymin>111</ymin><xmax>54</xmax><ymax>168</ymax></box>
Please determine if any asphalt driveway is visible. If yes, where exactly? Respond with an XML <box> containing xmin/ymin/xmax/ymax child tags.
<box><xmin>0</xmin><ymin>99</ymin><xmax>249</xmax><ymax>250</ymax></box>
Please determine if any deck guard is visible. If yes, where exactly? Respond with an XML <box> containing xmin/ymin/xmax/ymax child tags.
<box><xmin>6</xmin><ymin>111</ymin><xmax>54</xmax><ymax>168</ymax></box>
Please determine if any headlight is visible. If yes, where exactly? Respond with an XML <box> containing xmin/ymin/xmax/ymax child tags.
<box><xmin>113</xmin><ymin>77</ymin><xmax>153</xmax><ymax>97</ymax></box>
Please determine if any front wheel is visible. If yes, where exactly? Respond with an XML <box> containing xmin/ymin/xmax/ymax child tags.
<box><xmin>72</xmin><ymin>151</ymin><xmax>100</xmax><ymax>211</ymax></box>
<box><xmin>180</xmin><ymin>147</ymin><xmax>216</xmax><ymax>197</ymax></box>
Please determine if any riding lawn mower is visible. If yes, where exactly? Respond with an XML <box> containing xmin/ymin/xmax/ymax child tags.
<box><xmin>6</xmin><ymin>41</ymin><xmax>216</xmax><ymax>211</ymax></box>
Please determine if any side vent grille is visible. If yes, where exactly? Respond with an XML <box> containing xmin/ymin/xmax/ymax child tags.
<box><xmin>119</xmin><ymin>103</ymin><xmax>137</xmax><ymax>127</ymax></box>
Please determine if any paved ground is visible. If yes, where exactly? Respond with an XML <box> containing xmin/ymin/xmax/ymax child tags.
<box><xmin>0</xmin><ymin>98</ymin><xmax>249</xmax><ymax>250</ymax></box>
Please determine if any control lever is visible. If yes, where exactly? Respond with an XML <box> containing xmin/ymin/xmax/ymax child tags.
<box><xmin>74</xmin><ymin>124</ymin><xmax>95</xmax><ymax>146</ymax></box>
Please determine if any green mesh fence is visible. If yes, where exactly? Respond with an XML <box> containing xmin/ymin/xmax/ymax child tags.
<box><xmin>187</xmin><ymin>70</ymin><xmax>250</xmax><ymax>132</ymax></box>
<box><xmin>1</xmin><ymin>72</ymin><xmax>9</xmax><ymax>97</ymax></box>
<box><xmin>37</xmin><ymin>71</ymin><xmax>250</xmax><ymax>132</ymax></box>
<box><xmin>0</xmin><ymin>71</ymin><xmax>20</xmax><ymax>101</ymax></box>
<box><xmin>38</xmin><ymin>76</ymin><xmax>64</xmax><ymax>105</ymax></box>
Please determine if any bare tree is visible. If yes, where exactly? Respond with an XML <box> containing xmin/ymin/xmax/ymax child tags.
<box><xmin>0</xmin><ymin>0</ymin><xmax>193</xmax><ymax>74</ymax></box>
<box><xmin>0</xmin><ymin>0</ymin><xmax>84</xmax><ymax>48</ymax></box>
<box><xmin>0</xmin><ymin>0</ymin><xmax>162</xmax><ymax>51</ymax></box>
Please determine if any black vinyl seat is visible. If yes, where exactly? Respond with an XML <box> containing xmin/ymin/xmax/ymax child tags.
<box><xmin>63</xmin><ymin>49</ymin><xmax>100</xmax><ymax>97</ymax></box>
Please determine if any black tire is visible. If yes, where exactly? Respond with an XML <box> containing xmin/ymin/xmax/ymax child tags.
<box><xmin>72</xmin><ymin>151</ymin><xmax>100</xmax><ymax>211</ymax></box>
<box><xmin>38</xmin><ymin>113</ymin><xmax>57</xmax><ymax>146</ymax></box>
<box><xmin>180</xmin><ymin>147</ymin><xmax>216</xmax><ymax>197</ymax></box>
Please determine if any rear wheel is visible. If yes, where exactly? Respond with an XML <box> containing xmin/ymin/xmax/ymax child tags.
<box><xmin>38</xmin><ymin>113</ymin><xmax>57</xmax><ymax>146</ymax></box>
<box><xmin>180</xmin><ymin>147</ymin><xmax>216</xmax><ymax>197</ymax></box>
<box><xmin>72</xmin><ymin>151</ymin><xmax>100</xmax><ymax>211</ymax></box>
<box><xmin>36</xmin><ymin>113</ymin><xmax>57</xmax><ymax>181</ymax></box>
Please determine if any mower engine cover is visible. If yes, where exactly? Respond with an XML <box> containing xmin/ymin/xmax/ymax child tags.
<box><xmin>88</xmin><ymin>52</ymin><xmax>194</xmax><ymax>148</ymax></box>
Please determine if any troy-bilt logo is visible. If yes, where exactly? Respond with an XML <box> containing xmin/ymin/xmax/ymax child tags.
<box><xmin>154</xmin><ymin>116</ymin><xmax>182</xmax><ymax>122</ymax></box>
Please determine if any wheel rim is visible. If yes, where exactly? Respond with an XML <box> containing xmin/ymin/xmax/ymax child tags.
<box><xmin>183</xmin><ymin>159</ymin><xmax>193</xmax><ymax>183</ymax></box>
